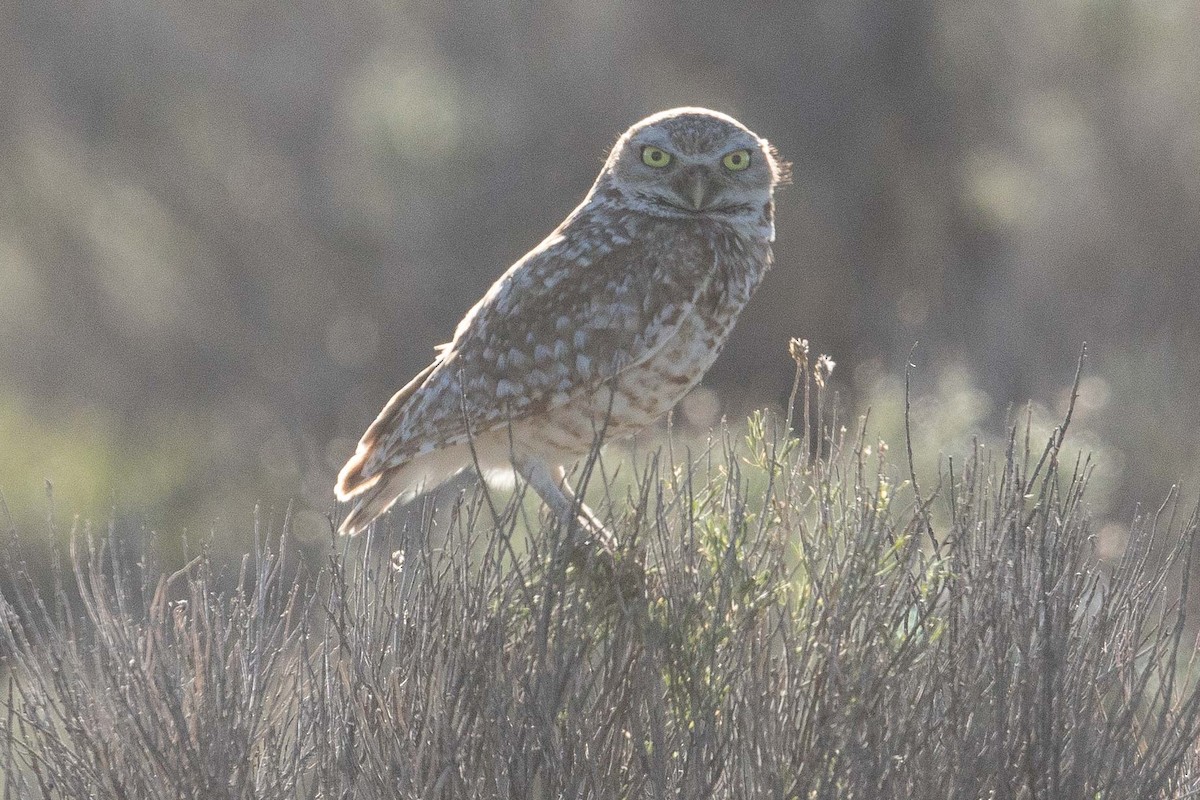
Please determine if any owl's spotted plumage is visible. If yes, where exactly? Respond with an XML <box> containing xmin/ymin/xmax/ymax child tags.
<box><xmin>336</xmin><ymin>108</ymin><xmax>785</xmax><ymax>537</ymax></box>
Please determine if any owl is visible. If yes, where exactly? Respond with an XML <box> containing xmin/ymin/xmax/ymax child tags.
<box><xmin>336</xmin><ymin>107</ymin><xmax>786</xmax><ymax>547</ymax></box>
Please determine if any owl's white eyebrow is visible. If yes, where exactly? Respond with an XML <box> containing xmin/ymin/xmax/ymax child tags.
<box><xmin>632</xmin><ymin>129</ymin><xmax>674</xmax><ymax>147</ymax></box>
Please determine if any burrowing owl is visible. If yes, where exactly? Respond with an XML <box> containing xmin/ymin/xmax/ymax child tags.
<box><xmin>336</xmin><ymin>107</ymin><xmax>785</xmax><ymax>543</ymax></box>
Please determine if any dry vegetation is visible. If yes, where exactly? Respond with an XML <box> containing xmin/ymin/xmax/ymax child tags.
<box><xmin>4</xmin><ymin>369</ymin><xmax>1200</xmax><ymax>798</ymax></box>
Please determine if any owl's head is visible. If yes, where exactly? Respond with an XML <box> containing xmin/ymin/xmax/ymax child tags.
<box><xmin>599</xmin><ymin>107</ymin><xmax>787</xmax><ymax>222</ymax></box>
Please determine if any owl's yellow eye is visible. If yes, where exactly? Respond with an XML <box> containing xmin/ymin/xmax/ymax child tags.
<box><xmin>641</xmin><ymin>146</ymin><xmax>672</xmax><ymax>168</ymax></box>
<box><xmin>722</xmin><ymin>149</ymin><xmax>752</xmax><ymax>171</ymax></box>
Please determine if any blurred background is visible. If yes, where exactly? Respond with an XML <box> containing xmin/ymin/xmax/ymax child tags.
<box><xmin>1</xmin><ymin>0</ymin><xmax>1198</xmax><ymax>552</ymax></box>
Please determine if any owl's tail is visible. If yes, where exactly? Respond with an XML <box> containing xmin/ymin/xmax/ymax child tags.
<box><xmin>337</xmin><ymin>444</ymin><xmax>474</xmax><ymax>535</ymax></box>
<box><xmin>337</xmin><ymin>471</ymin><xmax>407</xmax><ymax>536</ymax></box>
<box><xmin>336</xmin><ymin>449</ymin><xmax>380</xmax><ymax>500</ymax></box>
<box><xmin>335</xmin><ymin>360</ymin><xmax>446</xmax><ymax>534</ymax></box>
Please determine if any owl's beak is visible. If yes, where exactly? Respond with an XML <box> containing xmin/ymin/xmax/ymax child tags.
<box><xmin>675</xmin><ymin>167</ymin><xmax>713</xmax><ymax>211</ymax></box>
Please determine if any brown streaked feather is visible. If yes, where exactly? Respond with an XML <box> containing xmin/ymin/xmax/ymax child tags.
<box><xmin>337</xmin><ymin>476</ymin><xmax>394</xmax><ymax>535</ymax></box>
<box><xmin>338</xmin><ymin>442</ymin><xmax>475</xmax><ymax>535</ymax></box>
<box><xmin>351</xmin><ymin>232</ymin><xmax>718</xmax><ymax>480</ymax></box>
<box><xmin>335</xmin><ymin>358</ymin><xmax>439</xmax><ymax>499</ymax></box>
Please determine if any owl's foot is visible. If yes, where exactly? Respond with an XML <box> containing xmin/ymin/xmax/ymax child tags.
<box><xmin>570</xmin><ymin>503</ymin><xmax>619</xmax><ymax>552</ymax></box>
<box><xmin>516</xmin><ymin>455</ymin><xmax>646</xmax><ymax>597</ymax></box>
<box><xmin>565</xmin><ymin>534</ymin><xmax>647</xmax><ymax>604</ymax></box>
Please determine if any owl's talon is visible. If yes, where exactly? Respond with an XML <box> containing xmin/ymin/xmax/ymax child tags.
<box><xmin>569</xmin><ymin>511</ymin><xmax>617</xmax><ymax>553</ymax></box>
<box><xmin>565</xmin><ymin>538</ymin><xmax>647</xmax><ymax>603</ymax></box>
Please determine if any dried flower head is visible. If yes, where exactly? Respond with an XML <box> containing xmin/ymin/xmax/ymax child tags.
<box><xmin>815</xmin><ymin>354</ymin><xmax>836</xmax><ymax>388</ymax></box>
<box><xmin>788</xmin><ymin>337</ymin><xmax>810</xmax><ymax>370</ymax></box>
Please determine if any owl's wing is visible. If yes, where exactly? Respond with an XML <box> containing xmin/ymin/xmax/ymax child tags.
<box><xmin>352</xmin><ymin>226</ymin><xmax>717</xmax><ymax>480</ymax></box>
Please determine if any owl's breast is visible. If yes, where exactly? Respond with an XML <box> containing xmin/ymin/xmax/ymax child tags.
<box><xmin>516</xmin><ymin>234</ymin><xmax>770</xmax><ymax>460</ymax></box>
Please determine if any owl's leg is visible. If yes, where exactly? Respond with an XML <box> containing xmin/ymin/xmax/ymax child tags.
<box><xmin>515</xmin><ymin>456</ymin><xmax>616</xmax><ymax>554</ymax></box>
<box><xmin>552</xmin><ymin>464</ymin><xmax>620</xmax><ymax>551</ymax></box>
<box><xmin>515</xmin><ymin>456</ymin><xmax>646</xmax><ymax>599</ymax></box>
